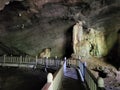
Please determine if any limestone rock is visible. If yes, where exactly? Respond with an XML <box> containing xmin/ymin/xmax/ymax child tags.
<box><xmin>73</xmin><ymin>4</ymin><xmax>120</xmax><ymax>58</ymax></box>
<box><xmin>74</xmin><ymin>27</ymin><xmax>108</xmax><ymax>58</ymax></box>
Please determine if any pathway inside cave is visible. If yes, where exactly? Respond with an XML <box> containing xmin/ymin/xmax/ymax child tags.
<box><xmin>61</xmin><ymin>66</ymin><xmax>87</xmax><ymax>90</ymax></box>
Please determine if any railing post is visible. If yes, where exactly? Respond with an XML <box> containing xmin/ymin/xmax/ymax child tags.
<box><xmin>46</xmin><ymin>57</ymin><xmax>48</xmax><ymax>68</ymax></box>
<box><xmin>64</xmin><ymin>57</ymin><xmax>67</xmax><ymax>74</ymax></box>
<box><xmin>55</xmin><ymin>56</ymin><xmax>57</xmax><ymax>67</ymax></box>
<box><xmin>22</xmin><ymin>57</ymin><xmax>25</xmax><ymax>63</ymax></box>
<box><xmin>20</xmin><ymin>56</ymin><xmax>22</xmax><ymax>64</ymax></box>
<box><xmin>28</xmin><ymin>56</ymin><xmax>30</xmax><ymax>62</ymax></box>
<box><xmin>97</xmin><ymin>77</ymin><xmax>105</xmax><ymax>90</ymax></box>
<box><xmin>47</xmin><ymin>73</ymin><xmax>53</xmax><ymax>90</ymax></box>
<box><xmin>83</xmin><ymin>62</ymin><xmax>87</xmax><ymax>80</ymax></box>
<box><xmin>47</xmin><ymin>73</ymin><xmax>53</xmax><ymax>82</ymax></box>
<box><xmin>25</xmin><ymin>55</ymin><xmax>28</xmax><ymax>63</ymax></box>
<box><xmin>3</xmin><ymin>55</ymin><xmax>6</xmax><ymax>64</ymax></box>
<box><xmin>25</xmin><ymin>55</ymin><xmax>27</xmax><ymax>63</ymax></box>
<box><xmin>78</xmin><ymin>56</ymin><xmax>81</xmax><ymax>68</ymax></box>
<box><xmin>78</xmin><ymin>56</ymin><xmax>81</xmax><ymax>60</ymax></box>
<box><xmin>11</xmin><ymin>55</ymin><xmax>12</xmax><ymax>62</ymax></box>
<box><xmin>76</xmin><ymin>59</ymin><xmax>79</xmax><ymax>67</ymax></box>
<box><xmin>44</xmin><ymin>57</ymin><xmax>48</xmax><ymax>72</ymax></box>
<box><xmin>36</xmin><ymin>56</ymin><xmax>38</xmax><ymax>65</ymax></box>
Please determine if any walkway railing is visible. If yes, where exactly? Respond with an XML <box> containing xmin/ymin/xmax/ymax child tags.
<box><xmin>0</xmin><ymin>55</ymin><xmax>61</xmax><ymax>68</ymax></box>
<box><xmin>0</xmin><ymin>55</ymin><xmax>35</xmax><ymax>67</ymax></box>
<box><xmin>42</xmin><ymin>59</ymin><xmax>66</xmax><ymax>90</ymax></box>
<box><xmin>75</xmin><ymin>59</ymin><xmax>105</xmax><ymax>90</ymax></box>
<box><xmin>0</xmin><ymin>55</ymin><xmax>105</xmax><ymax>90</ymax></box>
<box><xmin>37</xmin><ymin>57</ymin><xmax>61</xmax><ymax>68</ymax></box>
<box><xmin>64</xmin><ymin>58</ymin><xmax>105</xmax><ymax>90</ymax></box>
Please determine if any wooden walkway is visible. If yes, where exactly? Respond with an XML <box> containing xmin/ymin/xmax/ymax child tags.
<box><xmin>0</xmin><ymin>56</ymin><xmax>103</xmax><ymax>90</ymax></box>
<box><xmin>0</xmin><ymin>55</ymin><xmax>61</xmax><ymax>69</ymax></box>
<box><xmin>61</xmin><ymin>66</ymin><xmax>87</xmax><ymax>90</ymax></box>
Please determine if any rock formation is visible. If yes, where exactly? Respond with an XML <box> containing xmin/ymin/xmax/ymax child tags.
<box><xmin>73</xmin><ymin>21</ymin><xmax>84</xmax><ymax>54</ymax></box>
<box><xmin>72</xmin><ymin>1</ymin><xmax>120</xmax><ymax>58</ymax></box>
<box><xmin>74</xmin><ymin>27</ymin><xmax>112</xmax><ymax>58</ymax></box>
<box><xmin>39</xmin><ymin>48</ymin><xmax>51</xmax><ymax>58</ymax></box>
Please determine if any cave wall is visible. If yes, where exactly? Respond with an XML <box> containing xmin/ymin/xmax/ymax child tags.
<box><xmin>0</xmin><ymin>0</ymin><xmax>119</xmax><ymax>58</ymax></box>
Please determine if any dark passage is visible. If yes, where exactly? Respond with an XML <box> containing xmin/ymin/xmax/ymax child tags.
<box><xmin>64</xmin><ymin>26</ymin><xmax>74</xmax><ymax>58</ymax></box>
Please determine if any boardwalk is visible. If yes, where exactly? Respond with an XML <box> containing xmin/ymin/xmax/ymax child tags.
<box><xmin>61</xmin><ymin>66</ymin><xmax>87</xmax><ymax>90</ymax></box>
<box><xmin>0</xmin><ymin>55</ymin><xmax>61</xmax><ymax>69</ymax></box>
<box><xmin>0</xmin><ymin>56</ymin><xmax>103</xmax><ymax>90</ymax></box>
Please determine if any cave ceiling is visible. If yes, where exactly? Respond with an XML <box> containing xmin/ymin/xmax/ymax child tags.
<box><xmin>0</xmin><ymin>0</ymin><xmax>87</xmax><ymax>11</ymax></box>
